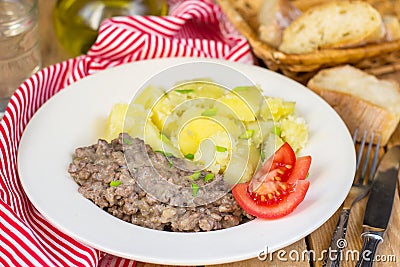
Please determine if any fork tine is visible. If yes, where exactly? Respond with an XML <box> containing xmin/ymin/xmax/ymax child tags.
<box><xmin>355</xmin><ymin>130</ymin><xmax>368</xmax><ymax>172</ymax></box>
<box><xmin>368</xmin><ymin>134</ymin><xmax>381</xmax><ymax>183</ymax></box>
<box><xmin>323</xmin><ymin>130</ymin><xmax>381</xmax><ymax>267</ymax></box>
<box><xmin>360</xmin><ymin>132</ymin><xmax>374</xmax><ymax>180</ymax></box>
<box><xmin>352</xmin><ymin>128</ymin><xmax>359</xmax><ymax>143</ymax></box>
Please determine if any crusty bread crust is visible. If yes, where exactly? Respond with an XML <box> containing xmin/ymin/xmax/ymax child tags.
<box><xmin>307</xmin><ymin>65</ymin><xmax>400</xmax><ymax>145</ymax></box>
<box><xmin>279</xmin><ymin>1</ymin><xmax>385</xmax><ymax>54</ymax></box>
<box><xmin>383</xmin><ymin>15</ymin><xmax>400</xmax><ymax>41</ymax></box>
<box><xmin>258</xmin><ymin>0</ymin><xmax>301</xmax><ymax>48</ymax></box>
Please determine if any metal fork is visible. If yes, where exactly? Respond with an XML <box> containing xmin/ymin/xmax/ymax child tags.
<box><xmin>323</xmin><ymin>129</ymin><xmax>381</xmax><ymax>267</ymax></box>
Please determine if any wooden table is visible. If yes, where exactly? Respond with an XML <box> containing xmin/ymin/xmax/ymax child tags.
<box><xmin>38</xmin><ymin>1</ymin><xmax>400</xmax><ymax>266</ymax></box>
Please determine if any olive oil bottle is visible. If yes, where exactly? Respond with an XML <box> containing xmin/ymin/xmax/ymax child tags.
<box><xmin>53</xmin><ymin>0</ymin><xmax>168</xmax><ymax>56</ymax></box>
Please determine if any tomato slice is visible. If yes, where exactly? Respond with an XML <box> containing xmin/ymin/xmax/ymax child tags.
<box><xmin>269</xmin><ymin>142</ymin><xmax>296</xmax><ymax>169</ymax></box>
<box><xmin>286</xmin><ymin>156</ymin><xmax>312</xmax><ymax>183</ymax></box>
<box><xmin>233</xmin><ymin>142</ymin><xmax>312</xmax><ymax>219</ymax></box>
<box><xmin>251</xmin><ymin>142</ymin><xmax>296</xmax><ymax>190</ymax></box>
<box><xmin>232</xmin><ymin>180</ymin><xmax>310</xmax><ymax>219</ymax></box>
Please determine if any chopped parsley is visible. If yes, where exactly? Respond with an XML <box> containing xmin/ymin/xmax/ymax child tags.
<box><xmin>191</xmin><ymin>183</ymin><xmax>200</xmax><ymax>197</ymax></box>
<box><xmin>175</xmin><ymin>89</ymin><xmax>194</xmax><ymax>94</ymax></box>
<box><xmin>215</xmin><ymin>146</ymin><xmax>227</xmax><ymax>152</ymax></box>
<box><xmin>155</xmin><ymin>150</ymin><xmax>173</xmax><ymax>157</ymax></box>
<box><xmin>109</xmin><ymin>180</ymin><xmax>122</xmax><ymax>187</ymax></box>
<box><xmin>160</xmin><ymin>133</ymin><xmax>171</xmax><ymax>144</ymax></box>
<box><xmin>232</xmin><ymin>86</ymin><xmax>250</xmax><ymax>91</ymax></box>
<box><xmin>184</xmin><ymin>153</ymin><xmax>195</xmax><ymax>160</ymax></box>
<box><xmin>155</xmin><ymin>150</ymin><xmax>174</xmax><ymax>167</ymax></box>
<box><xmin>189</xmin><ymin>171</ymin><xmax>201</xmax><ymax>181</ymax></box>
<box><xmin>204</xmin><ymin>173</ymin><xmax>214</xmax><ymax>182</ymax></box>
<box><xmin>260</xmin><ymin>149</ymin><xmax>266</xmax><ymax>162</ymax></box>
<box><xmin>239</xmin><ymin>129</ymin><xmax>254</xmax><ymax>139</ymax></box>
<box><xmin>272</xmin><ymin>125</ymin><xmax>281</xmax><ymax>136</ymax></box>
<box><xmin>201</xmin><ymin>108</ymin><xmax>217</xmax><ymax>117</ymax></box>
<box><xmin>122</xmin><ymin>138</ymin><xmax>133</xmax><ymax>145</ymax></box>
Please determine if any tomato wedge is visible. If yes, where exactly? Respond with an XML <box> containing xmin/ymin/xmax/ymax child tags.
<box><xmin>252</xmin><ymin>142</ymin><xmax>296</xmax><ymax>186</ymax></box>
<box><xmin>232</xmin><ymin>142</ymin><xmax>311</xmax><ymax>219</ymax></box>
<box><xmin>232</xmin><ymin>180</ymin><xmax>310</xmax><ymax>219</ymax></box>
<box><xmin>286</xmin><ymin>156</ymin><xmax>311</xmax><ymax>183</ymax></box>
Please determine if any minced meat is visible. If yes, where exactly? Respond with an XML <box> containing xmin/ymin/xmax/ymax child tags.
<box><xmin>68</xmin><ymin>133</ymin><xmax>253</xmax><ymax>232</ymax></box>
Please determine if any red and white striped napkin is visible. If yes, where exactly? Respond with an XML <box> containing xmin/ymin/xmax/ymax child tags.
<box><xmin>0</xmin><ymin>0</ymin><xmax>253</xmax><ymax>266</ymax></box>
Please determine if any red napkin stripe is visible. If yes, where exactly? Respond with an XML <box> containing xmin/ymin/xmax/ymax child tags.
<box><xmin>99</xmin><ymin>254</ymin><xmax>137</xmax><ymax>267</ymax></box>
<box><xmin>87</xmin><ymin>0</ymin><xmax>252</xmax><ymax>64</ymax></box>
<box><xmin>0</xmin><ymin>0</ymin><xmax>253</xmax><ymax>266</ymax></box>
<box><xmin>1</xmin><ymin>58</ymin><xmax>101</xmax><ymax>267</ymax></box>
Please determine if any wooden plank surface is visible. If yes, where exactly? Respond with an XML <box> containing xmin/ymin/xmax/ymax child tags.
<box><xmin>37</xmin><ymin>1</ymin><xmax>400</xmax><ymax>266</ymax></box>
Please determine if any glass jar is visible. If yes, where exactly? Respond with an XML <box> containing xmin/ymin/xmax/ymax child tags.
<box><xmin>53</xmin><ymin>0</ymin><xmax>168</xmax><ymax>56</ymax></box>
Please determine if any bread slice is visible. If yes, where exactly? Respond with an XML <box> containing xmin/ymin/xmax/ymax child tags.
<box><xmin>383</xmin><ymin>15</ymin><xmax>400</xmax><ymax>41</ymax></box>
<box><xmin>279</xmin><ymin>1</ymin><xmax>385</xmax><ymax>54</ymax></box>
<box><xmin>257</xmin><ymin>0</ymin><xmax>301</xmax><ymax>48</ymax></box>
<box><xmin>307</xmin><ymin>65</ymin><xmax>400</xmax><ymax>145</ymax></box>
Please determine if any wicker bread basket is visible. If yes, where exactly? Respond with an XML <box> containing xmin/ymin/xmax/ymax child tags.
<box><xmin>217</xmin><ymin>0</ymin><xmax>400</xmax><ymax>83</ymax></box>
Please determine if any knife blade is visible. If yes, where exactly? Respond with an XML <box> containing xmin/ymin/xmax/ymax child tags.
<box><xmin>356</xmin><ymin>145</ymin><xmax>400</xmax><ymax>267</ymax></box>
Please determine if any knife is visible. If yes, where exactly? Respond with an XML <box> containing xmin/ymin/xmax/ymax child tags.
<box><xmin>355</xmin><ymin>145</ymin><xmax>400</xmax><ymax>267</ymax></box>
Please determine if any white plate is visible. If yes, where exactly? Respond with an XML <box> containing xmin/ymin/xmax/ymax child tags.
<box><xmin>18</xmin><ymin>58</ymin><xmax>355</xmax><ymax>265</ymax></box>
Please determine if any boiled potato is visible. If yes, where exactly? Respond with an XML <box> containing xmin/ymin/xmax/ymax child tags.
<box><xmin>259</xmin><ymin>97</ymin><xmax>295</xmax><ymax>121</ymax></box>
<box><xmin>103</xmin><ymin>102</ymin><xmax>129</xmax><ymax>141</ymax></box>
<box><xmin>132</xmin><ymin>85</ymin><xmax>165</xmax><ymax>109</ymax></box>
<box><xmin>280</xmin><ymin>116</ymin><xmax>308</xmax><ymax>152</ymax></box>
<box><xmin>166</xmin><ymin>81</ymin><xmax>226</xmax><ymax>109</ymax></box>
<box><xmin>194</xmin><ymin>135</ymin><xmax>231</xmax><ymax>174</ymax></box>
<box><xmin>244</xmin><ymin>120</ymin><xmax>274</xmax><ymax>147</ymax></box>
<box><xmin>178</xmin><ymin>118</ymin><xmax>229</xmax><ymax>155</ymax></box>
<box><xmin>223</xmin><ymin>140</ymin><xmax>260</xmax><ymax>184</ymax></box>
<box><xmin>151</xmin><ymin>94</ymin><xmax>173</xmax><ymax>130</ymax></box>
<box><xmin>217</xmin><ymin>92</ymin><xmax>256</xmax><ymax>121</ymax></box>
<box><xmin>232</xmin><ymin>86</ymin><xmax>263</xmax><ymax>115</ymax></box>
<box><xmin>104</xmin><ymin>81</ymin><xmax>309</xmax><ymax>185</ymax></box>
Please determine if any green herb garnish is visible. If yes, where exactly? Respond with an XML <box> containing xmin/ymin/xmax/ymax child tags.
<box><xmin>185</xmin><ymin>153</ymin><xmax>195</xmax><ymax>160</ymax></box>
<box><xmin>155</xmin><ymin>150</ymin><xmax>173</xmax><ymax>157</ymax></box>
<box><xmin>110</xmin><ymin>180</ymin><xmax>122</xmax><ymax>187</ymax></box>
<box><xmin>239</xmin><ymin>129</ymin><xmax>254</xmax><ymax>139</ymax></box>
<box><xmin>155</xmin><ymin>150</ymin><xmax>174</xmax><ymax>167</ymax></box>
<box><xmin>189</xmin><ymin>171</ymin><xmax>201</xmax><ymax>181</ymax></box>
<box><xmin>204</xmin><ymin>173</ymin><xmax>214</xmax><ymax>182</ymax></box>
<box><xmin>215</xmin><ymin>146</ymin><xmax>227</xmax><ymax>152</ymax></box>
<box><xmin>122</xmin><ymin>138</ymin><xmax>133</xmax><ymax>145</ymax></box>
<box><xmin>160</xmin><ymin>133</ymin><xmax>171</xmax><ymax>144</ymax></box>
<box><xmin>272</xmin><ymin>125</ymin><xmax>281</xmax><ymax>136</ymax></box>
<box><xmin>232</xmin><ymin>86</ymin><xmax>249</xmax><ymax>92</ymax></box>
<box><xmin>175</xmin><ymin>89</ymin><xmax>194</xmax><ymax>94</ymax></box>
<box><xmin>191</xmin><ymin>183</ymin><xmax>200</xmax><ymax>197</ymax></box>
<box><xmin>260</xmin><ymin>149</ymin><xmax>265</xmax><ymax>162</ymax></box>
<box><xmin>201</xmin><ymin>108</ymin><xmax>217</xmax><ymax>117</ymax></box>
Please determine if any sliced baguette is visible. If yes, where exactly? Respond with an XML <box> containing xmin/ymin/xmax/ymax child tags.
<box><xmin>383</xmin><ymin>15</ymin><xmax>400</xmax><ymax>41</ymax></box>
<box><xmin>257</xmin><ymin>0</ymin><xmax>301</xmax><ymax>48</ymax></box>
<box><xmin>279</xmin><ymin>1</ymin><xmax>385</xmax><ymax>54</ymax></box>
<box><xmin>307</xmin><ymin>65</ymin><xmax>400</xmax><ymax>145</ymax></box>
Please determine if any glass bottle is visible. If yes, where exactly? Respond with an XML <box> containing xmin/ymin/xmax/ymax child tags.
<box><xmin>53</xmin><ymin>0</ymin><xmax>168</xmax><ymax>56</ymax></box>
